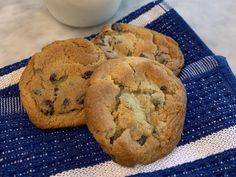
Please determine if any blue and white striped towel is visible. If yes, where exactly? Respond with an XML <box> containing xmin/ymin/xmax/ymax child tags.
<box><xmin>0</xmin><ymin>0</ymin><xmax>236</xmax><ymax>176</ymax></box>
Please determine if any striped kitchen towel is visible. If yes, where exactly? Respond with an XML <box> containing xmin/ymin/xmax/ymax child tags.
<box><xmin>0</xmin><ymin>0</ymin><xmax>236</xmax><ymax>176</ymax></box>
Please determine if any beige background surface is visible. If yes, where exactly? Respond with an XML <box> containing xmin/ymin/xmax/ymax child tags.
<box><xmin>0</xmin><ymin>0</ymin><xmax>235</xmax><ymax>74</ymax></box>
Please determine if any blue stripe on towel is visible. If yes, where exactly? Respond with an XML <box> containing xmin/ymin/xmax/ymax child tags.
<box><xmin>0</xmin><ymin>58</ymin><xmax>29</xmax><ymax>77</ymax></box>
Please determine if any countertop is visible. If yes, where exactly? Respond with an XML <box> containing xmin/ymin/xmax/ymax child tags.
<box><xmin>0</xmin><ymin>0</ymin><xmax>235</xmax><ymax>74</ymax></box>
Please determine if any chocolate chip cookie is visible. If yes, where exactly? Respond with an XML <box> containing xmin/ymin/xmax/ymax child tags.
<box><xmin>85</xmin><ymin>57</ymin><xmax>187</xmax><ymax>166</ymax></box>
<box><xmin>19</xmin><ymin>38</ymin><xmax>106</xmax><ymax>129</ymax></box>
<box><xmin>93</xmin><ymin>23</ymin><xmax>184</xmax><ymax>75</ymax></box>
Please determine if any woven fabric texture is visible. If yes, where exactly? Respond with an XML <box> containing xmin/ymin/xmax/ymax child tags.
<box><xmin>0</xmin><ymin>1</ymin><xmax>236</xmax><ymax>176</ymax></box>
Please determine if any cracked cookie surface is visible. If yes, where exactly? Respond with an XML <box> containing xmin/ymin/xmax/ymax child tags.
<box><xmin>85</xmin><ymin>57</ymin><xmax>187</xmax><ymax>166</ymax></box>
<box><xmin>19</xmin><ymin>38</ymin><xmax>106</xmax><ymax>129</ymax></box>
<box><xmin>93</xmin><ymin>23</ymin><xmax>184</xmax><ymax>75</ymax></box>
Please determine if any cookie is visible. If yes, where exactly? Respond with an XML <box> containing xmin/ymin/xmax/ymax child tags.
<box><xmin>19</xmin><ymin>38</ymin><xmax>106</xmax><ymax>129</ymax></box>
<box><xmin>93</xmin><ymin>23</ymin><xmax>184</xmax><ymax>75</ymax></box>
<box><xmin>85</xmin><ymin>57</ymin><xmax>187</xmax><ymax>166</ymax></box>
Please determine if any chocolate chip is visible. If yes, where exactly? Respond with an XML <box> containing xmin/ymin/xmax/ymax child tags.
<box><xmin>155</xmin><ymin>50</ymin><xmax>161</xmax><ymax>58</ymax></box>
<box><xmin>63</xmin><ymin>98</ymin><xmax>70</xmax><ymax>107</ymax></box>
<box><xmin>153</xmin><ymin>99</ymin><xmax>161</xmax><ymax>107</ymax></box>
<box><xmin>50</xmin><ymin>73</ymin><xmax>68</xmax><ymax>84</ymax></box>
<box><xmin>49</xmin><ymin>110</ymin><xmax>54</xmax><ymax>115</ymax></box>
<box><xmin>110</xmin><ymin>136</ymin><xmax>114</xmax><ymax>144</ymax></box>
<box><xmin>155</xmin><ymin>52</ymin><xmax>168</xmax><ymax>64</ymax></box>
<box><xmin>32</xmin><ymin>89</ymin><xmax>41</xmax><ymax>96</ymax></box>
<box><xmin>49</xmin><ymin>73</ymin><xmax>57</xmax><ymax>82</ymax></box>
<box><xmin>137</xmin><ymin>135</ymin><xmax>147</xmax><ymax>146</ymax></box>
<box><xmin>76</xmin><ymin>95</ymin><xmax>85</xmax><ymax>105</ymax></box>
<box><xmin>45</xmin><ymin>100</ymin><xmax>53</xmax><ymax>105</ymax></box>
<box><xmin>41</xmin><ymin>100</ymin><xmax>54</xmax><ymax>116</ymax></box>
<box><xmin>98</xmin><ymin>35</ymin><xmax>106</xmax><ymax>46</ymax></box>
<box><xmin>111</xmin><ymin>23</ymin><xmax>122</xmax><ymax>32</ymax></box>
<box><xmin>71</xmin><ymin>108</ymin><xmax>78</xmax><ymax>112</ymax></box>
<box><xmin>114</xmin><ymin>81</ymin><xmax>125</xmax><ymax>90</ymax></box>
<box><xmin>158</xmin><ymin>57</ymin><xmax>167</xmax><ymax>64</ymax></box>
<box><xmin>118</xmin><ymin>85</ymin><xmax>124</xmax><ymax>90</ymax></box>
<box><xmin>109</xmin><ymin>130</ymin><xmax>123</xmax><ymax>144</ymax></box>
<box><xmin>160</xmin><ymin>86</ymin><xmax>167</xmax><ymax>91</ymax></box>
<box><xmin>40</xmin><ymin>109</ymin><xmax>48</xmax><ymax>115</ymax></box>
<box><xmin>156</xmin><ymin>53</ymin><xmax>169</xmax><ymax>64</ymax></box>
<box><xmin>127</xmin><ymin>50</ymin><xmax>132</xmax><ymax>56</ymax></box>
<box><xmin>81</xmin><ymin>71</ymin><xmax>93</xmax><ymax>79</ymax></box>
<box><xmin>153</xmin><ymin>129</ymin><xmax>157</xmax><ymax>134</ymax></box>
<box><xmin>139</xmin><ymin>53</ymin><xmax>147</xmax><ymax>58</ymax></box>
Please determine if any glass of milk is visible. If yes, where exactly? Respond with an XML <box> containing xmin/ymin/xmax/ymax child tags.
<box><xmin>44</xmin><ymin>0</ymin><xmax>122</xmax><ymax>27</ymax></box>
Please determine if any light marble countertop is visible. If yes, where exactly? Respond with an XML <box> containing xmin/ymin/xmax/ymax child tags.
<box><xmin>0</xmin><ymin>0</ymin><xmax>235</xmax><ymax>74</ymax></box>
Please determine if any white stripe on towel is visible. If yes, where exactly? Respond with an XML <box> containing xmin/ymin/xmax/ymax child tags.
<box><xmin>0</xmin><ymin>67</ymin><xmax>25</xmax><ymax>89</ymax></box>
<box><xmin>179</xmin><ymin>56</ymin><xmax>218</xmax><ymax>80</ymax></box>
<box><xmin>52</xmin><ymin>125</ymin><xmax>236</xmax><ymax>177</ymax></box>
<box><xmin>129</xmin><ymin>4</ymin><xmax>166</xmax><ymax>26</ymax></box>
